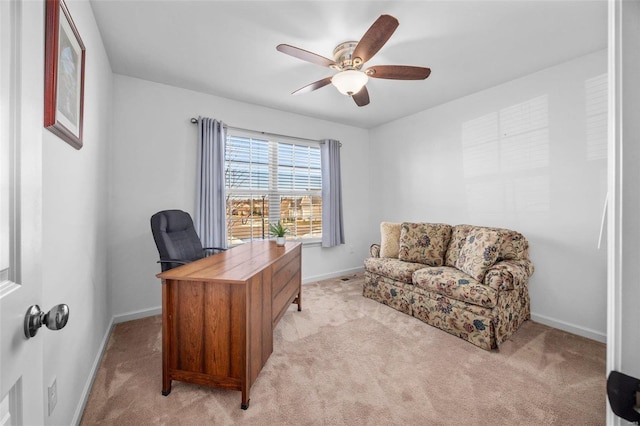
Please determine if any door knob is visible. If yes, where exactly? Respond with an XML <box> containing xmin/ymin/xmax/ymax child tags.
<box><xmin>24</xmin><ymin>304</ymin><xmax>69</xmax><ymax>339</ymax></box>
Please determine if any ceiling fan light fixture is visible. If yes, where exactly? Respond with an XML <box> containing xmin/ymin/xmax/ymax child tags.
<box><xmin>331</xmin><ymin>70</ymin><xmax>368</xmax><ymax>96</ymax></box>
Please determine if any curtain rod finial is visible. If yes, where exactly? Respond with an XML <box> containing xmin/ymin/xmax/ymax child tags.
<box><xmin>190</xmin><ymin>117</ymin><xmax>198</xmax><ymax>124</ymax></box>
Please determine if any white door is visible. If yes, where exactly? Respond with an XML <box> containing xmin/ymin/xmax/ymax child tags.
<box><xmin>0</xmin><ymin>0</ymin><xmax>45</xmax><ymax>424</ymax></box>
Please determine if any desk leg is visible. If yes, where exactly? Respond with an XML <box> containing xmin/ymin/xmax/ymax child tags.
<box><xmin>162</xmin><ymin>340</ymin><xmax>171</xmax><ymax>396</ymax></box>
<box><xmin>241</xmin><ymin>390</ymin><xmax>250</xmax><ymax>410</ymax></box>
<box><xmin>162</xmin><ymin>379</ymin><xmax>171</xmax><ymax>396</ymax></box>
<box><xmin>161</xmin><ymin>280</ymin><xmax>172</xmax><ymax>397</ymax></box>
<box><xmin>296</xmin><ymin>290</ymin><xmax>302</xmax><ymax>311</ymax></box>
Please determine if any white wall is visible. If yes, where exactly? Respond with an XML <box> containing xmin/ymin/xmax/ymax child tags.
<box><xmin>41</xmin><ymin>0</ymin><xmax>112</xmax><ymax>424</ymax></box>
<box><xmin>369</xmin><ymin>50</ymin><xmax>608</xmax><ymax>342</ymax></box>
<box><xmin>108</xmin><ymin>75</ymin><xmax>370</xmax><ymax>319</ymax></box>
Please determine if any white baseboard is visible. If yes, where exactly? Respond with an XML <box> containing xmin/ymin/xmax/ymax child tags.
<box><xmin>113</xmin><ymin>306</ymin><xmax>162</xmax><ymax>324</ymax></box>
<box><xmin>531</xmin><ymin>312</ymin><xmax>606</xmax><ymax>343</ymax></box>
<box><xmin>302</xmin><ymin>267</ymin><xmax>364</xmax><ymax>284</ymax></box>
<box><xmin>71</xmin><ymin>316</ymin><xmax>115</xmax><ymax>426</ymax></box>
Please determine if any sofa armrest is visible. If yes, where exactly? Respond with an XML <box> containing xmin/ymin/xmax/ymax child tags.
<box><xmin>370</xmin><ymin>243</ymin><xmax>381</xmax><ymax>258</ymax></box>
<box><xmin>483</xmin><ymin>259</ymin><xmax>535</xmax><ymax>291</ymax></box>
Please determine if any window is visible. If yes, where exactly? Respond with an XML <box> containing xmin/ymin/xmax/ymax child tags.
<box><xmin>225</xmin><ymin>132</ymin><xmax>322</xmax><ymax>245</ymax></box>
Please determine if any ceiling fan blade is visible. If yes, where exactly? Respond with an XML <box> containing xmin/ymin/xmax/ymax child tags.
<box><xmin>352</xmin><ymin>86</ymin><xmax>370</xmax><ymax>107</ymax></box>
<box><xmin>292</xmin><ymin>77</ymin><xmax>333</xmax><ymax>95</ymax></box>
<box><xmin>276</xmin><ymin>44</ymin><xmax>338</xmax><ymax>69</ymax></box>
<box><xmin>365</xmin><ymin>65</ymin><xmax>431</xmax><ymax>80</ymax></box>
<box><xmin>352</xmin><ymin>15</ymin><xmax>399</xmax><ymax>64</ymax></box>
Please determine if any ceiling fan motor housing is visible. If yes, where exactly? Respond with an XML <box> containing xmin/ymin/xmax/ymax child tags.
<box><xmin>332</xmin><ymin>41</ymin><xmax>363</xmax><ymax>70</ymax></box>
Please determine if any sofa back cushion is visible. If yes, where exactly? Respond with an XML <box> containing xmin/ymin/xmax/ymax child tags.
<box><xmin>455</xmin><ymin>228</ymin><xmax>502</xmax><ymax>281</ymax></box>
<box><xmin>445</xmin><ymin>225</ymin><xmax>475</xmax><ymax>267</ymax></box>
<box><xmin>398</xmin><ymin>222</ymin><xmax>452</xmax><ymax>266</ymax></box>
<box><xmin>379</xmin><ymin>222</ymin><xmax>402</xmax><ymax>258</ymax></box>
<box><xmin>446</xmin><ymin>224</ymin><xmax>530</xmax><ymax>267</ymax></box>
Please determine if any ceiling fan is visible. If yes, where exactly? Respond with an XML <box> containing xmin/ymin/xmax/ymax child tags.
<box><xmin>276</xmin><ymin>14</ymin><xmax>431</xmax><ymax>107</ymax></box>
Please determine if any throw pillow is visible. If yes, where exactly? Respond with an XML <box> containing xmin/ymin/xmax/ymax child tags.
<box><xmin>445</xmin><ymin>224</ymin><xmax>474</xmax><ymax>267</ymax></box>
<box><xmin>398</xmin><ymin>222</ymin><xmax>452</xmax><ymax>266</ymax></box>
<box><xmin>455</xmin><ymin>228</ymin><xmax>502</xmax><ymax>282</ymax></box>
<box><xmin>379</xmin><ymin>222</ymin><xmax>402</xmax><ymax>258</ymax></box>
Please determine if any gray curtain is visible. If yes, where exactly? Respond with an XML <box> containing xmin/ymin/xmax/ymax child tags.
<box><xmin>320</xmin><ymin>139</ymin><xmax>344</xmax><ymax>247</ymax></box>
<box><xmin>195</xmin><ymin>117</ymin><xmax>228</xmax><ymax>249</ymax></box>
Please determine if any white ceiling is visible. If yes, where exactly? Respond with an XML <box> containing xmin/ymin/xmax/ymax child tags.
<box><xmin>90</xmin><ymin>0</ymin><xmax>607</xmax><ymax>129</ymax></box>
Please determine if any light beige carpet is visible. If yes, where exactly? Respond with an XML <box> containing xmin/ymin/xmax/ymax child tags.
<box><xmin>80</xmin><ymin>273</ymin><xmax>606</xmax><ymax>425</ymax></box>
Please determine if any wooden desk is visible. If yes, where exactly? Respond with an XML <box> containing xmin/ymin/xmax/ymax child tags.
<box><xmin>156</xmin><ymin>241</ymin><xmax>302</xmax><ymax>409</ymax></box>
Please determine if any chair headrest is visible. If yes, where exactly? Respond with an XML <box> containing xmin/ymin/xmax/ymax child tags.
<box><xmin>153</xmin><ymin>210</ymin><xmax>194</xmax><ymax>233</ymax></box>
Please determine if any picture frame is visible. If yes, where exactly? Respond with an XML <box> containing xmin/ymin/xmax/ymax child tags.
<box><xmin>44</xmin><ymin>0</ymin><xmax>86</xmax><ymax>150</ymax></box>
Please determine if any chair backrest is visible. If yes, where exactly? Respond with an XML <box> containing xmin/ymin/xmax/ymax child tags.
<box><xmin>150</xmin><ymin>210</ymin><xmax>204</xmax><ymax>271</ymax></box>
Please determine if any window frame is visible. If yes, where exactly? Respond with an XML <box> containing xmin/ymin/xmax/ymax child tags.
<box><xmin>224</xmin><ymin>129</ymin><xmax>322</xmax><ymax>246</ymax></box>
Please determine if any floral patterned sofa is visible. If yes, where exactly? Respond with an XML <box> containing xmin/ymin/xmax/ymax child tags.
<box><xmin>363</xmin><ymin>222</ymin><xmax>534</xmax><ymax>350</ymax></box>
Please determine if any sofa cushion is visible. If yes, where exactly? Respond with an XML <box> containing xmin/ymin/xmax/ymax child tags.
<box><xmin>398</xmin><ymin>223</ymin><xmax>452</xmax><ymax>266</ymax></box>
<box><xmin>379</xmin><ymin>222</ymin><xmax>402</xmax><ymax>258</ymax></box>
<box><xmin>445</xmin><ymin>224</ymin><xmax>474</xmax><ymax>267</ymax></box>
<box><xmin>364</xmin><ymin>257</ymin><xmax>426</xmax><ymax>284</ymax></box>
<box><xmin>455</xmin><ymin>228</ymin><xmax>501</xmax><ymax>282</ymax></box>
<box><xmin>446</xmin><ymin>224</ymin><xmax>529</xmax><ymax>267</ymax></box>
<box><xmin>412</xmin><ymin>267</ymin><xmax>498</xmax><ymax>308</ymax></box>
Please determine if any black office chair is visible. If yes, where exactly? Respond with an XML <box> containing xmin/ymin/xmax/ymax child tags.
<box><xmin>150</xmin><ymin>209</ymin><xmax>226</xmax><ymax>271</ymax></box>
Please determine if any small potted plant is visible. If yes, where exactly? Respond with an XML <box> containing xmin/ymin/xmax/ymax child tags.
<box><xmin>269</xmin><ymin>220</ymin><xmax>289</xmax><ymax>246</ymax></box>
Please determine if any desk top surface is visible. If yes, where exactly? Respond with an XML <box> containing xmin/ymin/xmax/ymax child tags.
<box><xmin>156</xmin><ymin>240</ymin><xmax>301</xmax><ymax>283</ymax></box>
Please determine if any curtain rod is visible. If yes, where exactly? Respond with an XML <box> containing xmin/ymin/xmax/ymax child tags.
<box><xmin>189</xmin><ymin>117</ymin><xmax>330</xmax><ymax>145</ymax></box>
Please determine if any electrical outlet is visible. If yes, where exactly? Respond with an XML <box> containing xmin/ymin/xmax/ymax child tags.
<box><xmin>48</xmin><ymin>378</ymin><xmax>57</xmax><ymax>416</ymax></box>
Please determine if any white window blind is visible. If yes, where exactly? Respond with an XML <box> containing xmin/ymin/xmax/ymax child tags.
<box><xmin>225</xmin><ymin>133</ymin><xmax>322</xmax><ymax>245</ymax></box>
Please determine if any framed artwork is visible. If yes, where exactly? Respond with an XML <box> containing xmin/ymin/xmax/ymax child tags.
<box><xmin>44</xmin><ymin>0</ymin><xmax>86</xmax><ymax>150</ymax></box>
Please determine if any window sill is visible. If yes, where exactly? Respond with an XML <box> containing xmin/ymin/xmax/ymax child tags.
<box><xmin>297</xmin><ymin>239</ymin><xmax>322</xmax><ymax>247</ymax></box>
<box><xmin>228</xmin><ymin>238</ymin><xmax>322</xmax><ymax>248</ymax></box>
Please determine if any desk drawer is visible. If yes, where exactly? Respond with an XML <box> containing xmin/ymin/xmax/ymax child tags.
<box><xmin>271</xmin><ymin>246</ymin><xmax>301</xmax><ymax>326</ymax></box>
<box><xmin>272</xmin><ymin>254</ymin><xmax>299</xmax><ymax>297</ymax></box>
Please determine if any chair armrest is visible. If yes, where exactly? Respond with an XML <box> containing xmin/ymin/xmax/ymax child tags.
<box><xmin>483</xmin><ymin>259</ymin><xmax>535</xmax><ymax>291</ymax></box>
<box><xmin>157</xmin><ymin>259</ymin><xmax>189</xmax><ymax>266</ymax></box>
<box><xmin>204</xmin><ymin>247</ymin><xmax>227</xmax><ymax>254</ymax></box>
<box><xmin>370</xmin><ymin>243</ymin><xmax>381</xmax><ymax>258</ymax></box>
